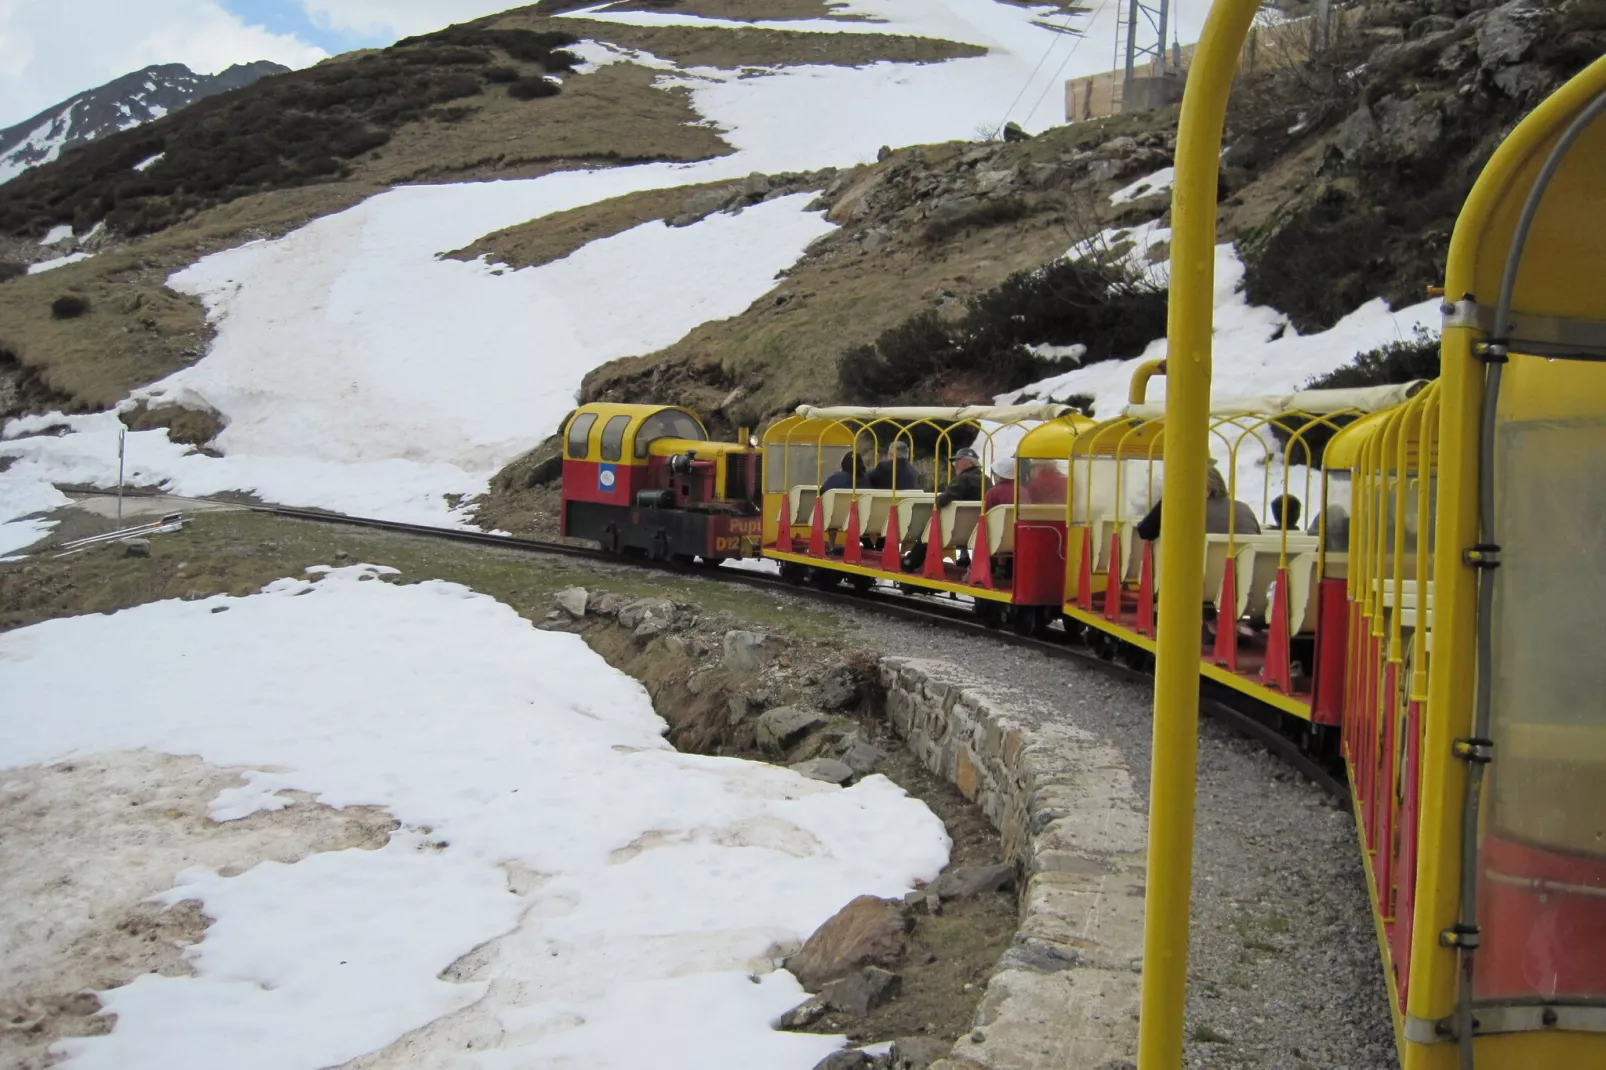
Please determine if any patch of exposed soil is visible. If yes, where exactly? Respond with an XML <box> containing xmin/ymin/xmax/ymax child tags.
<box><xmin>501</xmin><ymin>13</ymin><xmax>985</xmax><ymax>69</ymax></box>
<box><xmin>119</xmin><ymin>399</ymin><xmax>226</xmax><ymax>447</ymax></box>
<box><xmin>448</xmin><ymin>182</ymin><xmax>735</xmax><ymax>268</ymax></box>
<box><xmin>0</xmin><ymin>752</ymin><xmax>396</xmax><ymax>1070</ymax></box>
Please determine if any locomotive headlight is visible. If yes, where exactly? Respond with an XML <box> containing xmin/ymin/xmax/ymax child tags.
<box><xmin>668</xmin><ymin>452</ymin><xmax>696</xmax><ymax>476</ymax></box>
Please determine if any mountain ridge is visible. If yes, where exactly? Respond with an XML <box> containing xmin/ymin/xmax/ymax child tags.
<box><xmin>0</xmin><ymin>62</ymin><xmax>290</xmax><ymax>187</ymax></box>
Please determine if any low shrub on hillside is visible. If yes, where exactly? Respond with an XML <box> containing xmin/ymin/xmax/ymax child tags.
<box><xmin>0</xmin><ymin>24</ymin><xmax>581</xmax><ymax>241</ymax></box>
<box><xmin>508</xmin><ymin>76</ymin><xmax>562</xmax><ymax>100</ymax></box>
<box><xmin>51</xmin><ymin>295</ymin><xmax>90</xmax><ymax>319</ymax></box>
<box><xmin>1304</xmin><ymin>326</ymin><xmax>1440</xmax><ymax>390</ymax></box>
<box><xmin>0</xmin><ymin>261</ymin><xmax>26</xmax><ymax>283</ymax></box>
<box><xmin>838</xmin><ymin>258</ymin><xmax>1167</xmax><ymax>405</ymax></box>
<box><xmin>922</xmin><ymin>197</ymin><xmax>1030</xmax><ymax>244</ymax></box>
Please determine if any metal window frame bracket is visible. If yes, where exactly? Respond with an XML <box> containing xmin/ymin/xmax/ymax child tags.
<box><xmin>1443</xmin><ymin>299</ymin><xmax>1606</xmax><ymax>361</ymax></box>
<box><xmin>1407</xmin><ymin>1002</ymin><xmax>1606</xmax><ymax>1043</ymax></box>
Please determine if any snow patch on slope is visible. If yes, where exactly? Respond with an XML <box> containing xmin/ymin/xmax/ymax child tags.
<box><xmin>0</xmin><ymin>566</ymin><xmax>947</xmax><ymax>1068</ymax></box>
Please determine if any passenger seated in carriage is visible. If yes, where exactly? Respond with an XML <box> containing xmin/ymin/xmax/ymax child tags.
<box><xmin>820</xmin><ymin>451</ymin><xmax>862</xmax><ymax>494</ymax></box>
<box><xmin>1136</xmin><ymin>465</ymin><xmax>1261</xmax><ymax>541</ymax></box>
<box><xmin>864</xmin><ymin>441</ymin><xmax>923</xmax><ymax>491</ymax></box>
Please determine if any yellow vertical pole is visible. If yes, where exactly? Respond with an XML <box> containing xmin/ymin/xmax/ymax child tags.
<box><xmin>1137</xmin><ymin>2</ymin><xmax>1259</xmax><ymax>1067</ymax></box>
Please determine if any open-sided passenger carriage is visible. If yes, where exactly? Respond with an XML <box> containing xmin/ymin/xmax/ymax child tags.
<box><xmin>760</xmin><ymin>404</ymin><xmax>1092</xmax><ymax>629</ymax></box>
<box><xmin>1061</xmin><ymin>364</ymin><xmax>1427</xmax><ymax>722</ymax></box>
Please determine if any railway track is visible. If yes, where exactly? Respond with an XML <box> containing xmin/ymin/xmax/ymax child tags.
<box><xmin>48</xmin><ymin>487</ymin><xmax>1350</xmax><ymax>801</ymax></box>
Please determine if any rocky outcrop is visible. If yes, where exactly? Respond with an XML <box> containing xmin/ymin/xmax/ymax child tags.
<box><xmin>786</xmin><ymin>895</ymin><xmax>913</xmax><ymax>988</ymax></box>
<box><xmin>1233</xmin><ymin>0</ymin><xmax>1605</xmax><ymax>330</ymax></box>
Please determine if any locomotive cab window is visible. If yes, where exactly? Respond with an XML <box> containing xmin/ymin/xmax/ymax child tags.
<box><xmin>599</xmin><ymin>415</ymin><xmax>631</xmax><ymax>462</ymax></box>
<box><xmin>635</xmin><ymin>410</ymin><xmax>706</xmax><ymax>458</ymax></box>
<box><xmin>566</xmin><ymin>412</ymin><xmax>598</xmax><ymax>459</ymax></box>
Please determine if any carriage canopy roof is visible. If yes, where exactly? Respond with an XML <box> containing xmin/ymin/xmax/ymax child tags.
<box><xmin>794</xmin><ymin>403</ymin><xmax>1082</xmax><ymax>423</ymax></box>
<box><xmin>1120</xmin><ymin>381</ymin><xmax>1429</xmax><ymax>422</ymax></box>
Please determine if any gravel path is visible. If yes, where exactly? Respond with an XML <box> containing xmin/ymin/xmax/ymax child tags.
<box><xmin>831</xmin><ymin>605</ymin><xmax>1398</xmax><ymax>1070</ymax></box>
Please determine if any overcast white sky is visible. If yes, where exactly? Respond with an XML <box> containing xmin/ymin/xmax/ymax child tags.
<box><xmin>0</xmin><ymin>0</ymin><xmax>532</xmax><ymax>129</ymax></box>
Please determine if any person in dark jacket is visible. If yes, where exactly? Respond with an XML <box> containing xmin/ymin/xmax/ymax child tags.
<box><xmin>904</xmin><ymin>448</ymin><xmax>984</xmax><ymax>571</ymax></box>
<box><xmin>1136</xmin><ymin>465</ymin><xmax>1261</xmax><ymax>541</ymax></box>
<box><xmin>865</xmin><ymin>441</ymin><xmax>922</xmax><ymax>491</ymax></box>
<box><xmin>820</xmin><ymin>451</ymin><xmax>862</xmax><ymax>493</ymax></box>
<box><xmin>936</xmin><ymin>447</ymin><xmax>984</xmax><ymax>507</ymax></box>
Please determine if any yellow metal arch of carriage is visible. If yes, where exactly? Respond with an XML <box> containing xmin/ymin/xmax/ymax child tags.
<box><xmin>760</xmin><ymin>403</ymin><xmax>1092</xmax><ymax>599</ymax></box>
<box><xmin>1142</xmin><ymin>4</ymin><xmax>1606</xmax><ymax>1068</ymax></box>
<box><xmin>1064</xmin><ymin>361</ymin><xmax>1425</xmax><ymax>719</ymax></box>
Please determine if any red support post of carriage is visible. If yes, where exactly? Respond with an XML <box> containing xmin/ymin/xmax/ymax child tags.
<box><xmin>808</xmin><ymin>498</ymin><xmax>827</xmax><ymax>558</ymax></box>
<box><xmin>777</xmin><ymin>496</ymin><xmax>793</xmax><ymax>553</ymax></box>
<box><xmin>1075</xmin><ymin>527</ymin><xmax>1097</xmax><ymax>611</ymax></box>
<box><xmin>1135</xmin><ymin>541</ymin><xmax>1155</xmax><ymax>637</ymax></box>
<box><xmin>968</xmin><ymin>524</ymin><xmax>992</xmax><ymax>589</ymax></box>
<box><xmin>1261</xmin><ymin>566</ymin><xmax>1294</xmax><ymax>693</ymax></box>
<box><xmin>1389</xmin><ymin>698</ymin><xmax>1422</xmax><ymax>1007</ymax></box>
<box><xmin>1102</xmin><ymin>529</ymin><xmax>1124</xmax><ymax>623</ymax></box>
<box><xmin>843</xmin><ymin>499</ymin><xmax>863</xmax><ymax>566</ymax></box>
<box><xmin>923</xmin><ymin>508</ymin><xmax>947</xmax><ymax>580</ymax></box>
<box><xmin>881</xmin><ymin>511</ymin><xmax>903</xmax><ymax>573</ymax></box>
<box><xmin>1212</xmin><ymin>566</ymin><xmax>1239</xmax><ymax>672</ymax></box>
<box><xmin>1374</xmin><ymin>661</ymin><xmax>1401</xmax><ymax>912</ymax></box>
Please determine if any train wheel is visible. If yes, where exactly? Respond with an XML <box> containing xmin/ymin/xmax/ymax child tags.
<box><xmin>779</xmin><ymin>561</ymin><xmax>807</xmax><ymax>585</ymax></box>
<box><xmin>846</xmin><ymin>573</ymin><xmax>876</xmax><ymax>593</ymax></box>
<box><xmin>671</xmin><ymin>552</ymin><xmax>696</xmax><ymax>566</ymax></box>
<box><xmin>974</xmin><ymin>601</ymin><xmax>1004</xmax><ymax>629</ymax></box>
<box><xmin>808</xmin><ymin>568</ymin><xmax>842</xmax><ymax>590</ymax></box>
<box><xmin>1007</xmin><ymin>606</ymin><xmax>1044</xmax><ymax>638</ymax></box>
<box><xmin>1118</xmin><ymin>643</ymin><xmax>1153</xmax><ymax>672</ymax></box>
<box><xmin>1087</xmin><ymin>630</ymin><xmax>1118</xmax><ymax>661</ymax></box>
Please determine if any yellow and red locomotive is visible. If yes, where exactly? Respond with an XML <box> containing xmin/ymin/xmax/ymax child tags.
<box><xmin>559</xmin><ymin>404</ymin><xmax>762</xmax><ymax>564</ymax></box>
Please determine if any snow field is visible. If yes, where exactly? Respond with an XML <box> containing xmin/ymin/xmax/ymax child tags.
<box><xmin>1</xmin><ymin>0</ymin><xmax>1215</xmax><ymax>536</ymax></box>
<box><xmin>0</xmin><ymin>566</ymin><xmax>949</xmax><ymax>1069</ymax></box>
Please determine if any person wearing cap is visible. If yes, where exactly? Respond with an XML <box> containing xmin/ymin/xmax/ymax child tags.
<box><xmin>935</xmin><ymin>447</ymin><xmax>985</xmax><ymax>508</ymax></box>
<box><xmin>984</xmin><ymin>456</ymin><xmax>1016</xmax><ymax>510</ymax></box>
<box><xmin>904</xmin><ymin>447</ymin><xmax>984</xmax><ymax>572</ymax></box>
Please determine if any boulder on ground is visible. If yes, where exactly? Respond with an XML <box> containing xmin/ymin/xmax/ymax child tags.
<box><xmin>779</xmin><ymin>994</ymin><xmax>828</xmax><ymax>1029</ymax></box>
<box><xmin>840</xmin><ymin>743</ymin><xmax>886</xmax><ymax>776</ymax></box>
<box><xmin>812</xmin><ymin>1050</ymin><xmax>873</xmax><ymax>1070</ymax></box>
<box><xmin>932</xmin><ymin>863</ymin><xmax>1016</xmax><ymax>901</ymax></box>
<box><xmin>786</xmin><ymin>894</ymin><xmax>911</xmax><ymax>988</ymax></box>
<box><xmin>617</xmin><ymin>597</ymin><xmax>675</xmax><ymax>631</ymax></box>
<box><xmin>756</xmin><ymin>706</ymin><xmax>827</xmax><ymax>752</ymax></box>
<box><xmin>742</xmin><ymin>171</ymin><xmax>772</xmax><ymax>197</ymax></box>
<box><xmin>723</xmin><ymin>629</ymin><xmax>768</xmax><ymax>672</ymax></box>
<box><xmin>122</xmin><ymin>538</ymin><xmax>151</xmax><ymax>558</ymax></box>
<box><xmin>821</xmin><ymin>966</ymin><xmax>901</xmax><ymax>1014</ymax></box>
<box><xmin>818</xmin><ymin>663</ymin><xmax>866</xmax><ymax>709</ymax></box>
<box><xmin>889</xmin><ymin>1036</ymin><xmax>951</xmax><ymax>1069</ymax></box>
<box><xmin>554</xmin><ymin>587</ymin><xmax>588</xmax><ymax>618</ymax></box>
<box><xmin>790</xmin><ymin>757</ymin><xmax>854</xmax><ymax>785</ymax></box>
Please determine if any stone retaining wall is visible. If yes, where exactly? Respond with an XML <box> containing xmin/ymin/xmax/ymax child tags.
<box><xmin>877</xmin><ymin>657</ymin><xmax>1148</xmax><ymax>1070</ymax></box>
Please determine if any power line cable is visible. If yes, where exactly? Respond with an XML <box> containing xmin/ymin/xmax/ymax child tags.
<box><xmin>1020</xmin><ymin>0</ymin><xmax>1113</xmax><ymax>132</ymax></box>
<box><xmin>991</xmin><ymin>1</ymin><xmax>1097</xmax><ymax>138</ymax></box>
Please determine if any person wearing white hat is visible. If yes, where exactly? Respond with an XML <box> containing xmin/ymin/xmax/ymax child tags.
<box><xmin>985</xmin><ymin>456</ymin><xmax>1016</xmax><ymax>510</ymax></box>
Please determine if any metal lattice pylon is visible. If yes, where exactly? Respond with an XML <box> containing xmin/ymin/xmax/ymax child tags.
<box><xmin>1114</xmin><ymin>0</ymin><xmax>1171</xmax><ymax>80</ymax></box>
